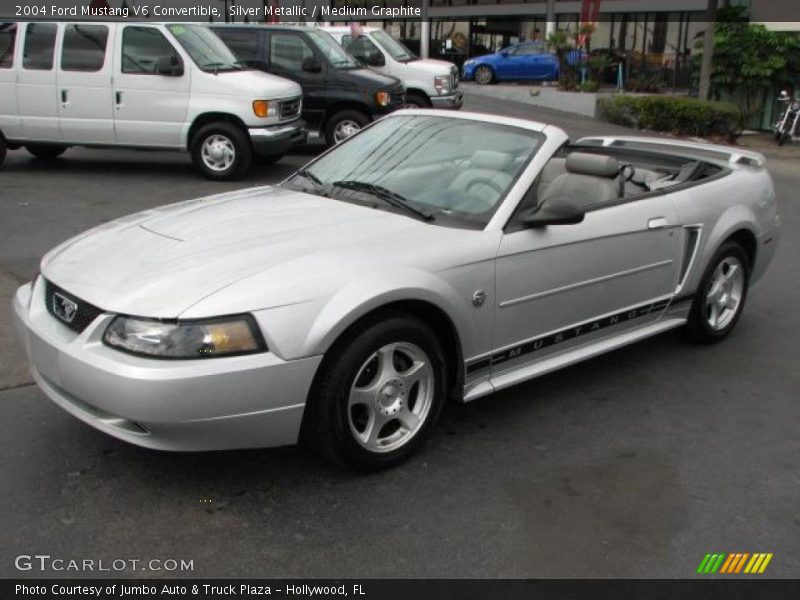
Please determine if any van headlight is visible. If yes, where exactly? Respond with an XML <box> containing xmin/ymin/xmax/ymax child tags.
<box><xmin>103</xmin><ymin>315</ymin><xmax>266</xmax><ymax>359</ymax></box>
<box><xmin>253</xmin><ymin>100</ymin><xmax>278</xmax><ymax>118</ymax></box>
<box><xmin>434</xmin><ymin>75</ymin><xmax>452</xmax><ymax>95</ymax></box>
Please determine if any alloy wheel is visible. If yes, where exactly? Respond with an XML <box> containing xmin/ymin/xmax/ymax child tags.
<box><xmin>704</xmin><ymin>256</ymin><xmax>745</xmax><ymax>331</ymax></box>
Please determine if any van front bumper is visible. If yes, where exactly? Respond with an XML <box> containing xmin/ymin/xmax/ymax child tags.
<box><xmin>249</xmin><ymin>120</ymin><xmax>307</xmax><ymax>157</ymax></box>
<box><xmin>13</xmin><ymin>280</ymin><xmax>321</xmax><ymax>452</ymax></box>
<box><xmin>431</xmin><ymin>91</ymin><xmax>464</xmax><ymax>110</ymax></box>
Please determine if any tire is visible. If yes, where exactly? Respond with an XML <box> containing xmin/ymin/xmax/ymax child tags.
<box><xmin>778</xmin><ymin>129</ymin><xmax>790</xmax><ymax>146</ymax></box>
<box><xmin>324</xmin><ymin>110</ymin><xmax>369</xmax><ymax>146</ymax></box>
<box><xmin>26</xmin><ymin>144</ymin><xmax>68</xmax><ymax>159</ymax></box>
<box><xmin>190</xmin><ymin>121</ymin><xmax>252</xmax><ymax>181</ymax></box>
<box><xmin>404</xmin><ymin>92</ymin><xmax>430</xmax><ymax>109</ymax></box>
<box><xmin>474</xmin><ymin>65</ymin><xmax>494</xmax><ymax>85</ymax></box>
<box><xmin>684</xmin><ymin>241</ymin><xmax>750</xmax><ymax>343</ymax></box>
<box><xmin>0</xmin><ymin>136</ymin><xmax>6</xmax><ymax>168</ymax></box>
<box><xmin>256</xmin><ymin>152</ymin><xmax>285</xmax><ymax>166</ymax></box>
<box><xmin>302</xmin><ymin>313</ymin><xmax>448</xmax><ymax>471</ymax></box>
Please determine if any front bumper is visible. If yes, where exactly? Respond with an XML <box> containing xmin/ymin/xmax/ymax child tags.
<box><xmin>12</xmin><ymin>280</ymin><xmax>322</xmax><ymax>451</ymax></box>
<box><xmin>248</xmin><ymin>119</ymin><xmax>307</xmax><ymax>158</ymax></box>
<box><xmin>431</xmin><ymin>91</ymin><xmax>464</xmax><ymax>110</ymax></box>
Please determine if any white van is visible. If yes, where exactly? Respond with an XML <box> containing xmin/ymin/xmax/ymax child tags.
<box><xmin>321</xmin><ymin>26</ymin><xmax>462</xmax><ymax>110</ymax></box>
<box><xmin>0</xmin><ymin>22</ymin><xmax>305</xmax><ymax>179</ymax></box>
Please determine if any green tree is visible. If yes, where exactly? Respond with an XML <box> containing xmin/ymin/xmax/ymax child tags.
<box><xmin>697</xmin><ymin>6</ymin><xmax>800</xmax><ymax>126</ymax></box>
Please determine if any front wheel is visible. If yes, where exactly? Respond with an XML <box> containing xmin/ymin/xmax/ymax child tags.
<box><xmin>778</xmin><ymin>129</ymin><xmax>791</xmax><ymax>146</ymax></box>
<box><xmin>190</xmin><ymin>122</ymin><xmax>252</xmax><ymax>181</ymax></box>
<box><xmin>474</xmin><ymin>65</ymin><xmax>494</xmax><ymax>85</ymax></box>
<box><xmin>302</xmin><ymin>314</ymin><xmax>448</xmax><ymax>470</ymax></box>
<box><xmin>26</xmin><ymin>144</ymin><xmax>68</xmax><ymax>159</ymax></box>
<box><xmin>404</xmin><ymin>92</ymin><xmax>430</xmax><ymax>109</ymax></box>
<box><xmin>684</xmin><ymin>241</ymin><xmax>750</xmax><ymax>343</ymax></box>
<box><xmin>324</xmin><ymin>110</ymin><xmax>369</xmax><ymax>146</ymax></box>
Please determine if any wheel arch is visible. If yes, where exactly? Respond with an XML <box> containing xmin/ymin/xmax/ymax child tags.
<box><xmin>323</xmin><ymin>101</ymin><xmax>372</xmax><ymax>124</ymax></box>
<box><xmin>404</xmin><ymin>88</ymin><xmax>432</xmax><ymax>106</ymax></box>
<box><xmin>187</xmin><ymin>112</ymin><xmax>249</xmax><ymax>149</ymax></box>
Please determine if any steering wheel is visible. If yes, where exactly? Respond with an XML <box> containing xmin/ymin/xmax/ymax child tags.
<box><xmin>465</xmin><ymin>177</ymin><xmax>505</xmax><ymax>196</ymax></box>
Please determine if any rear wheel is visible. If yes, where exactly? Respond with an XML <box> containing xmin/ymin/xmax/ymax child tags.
<box><xmin>302</xmin><ymin>313</ymin><xmax>448</xmax><ymax>470</ymax></box>
<box><xmin>324</xmin><ymin>110</ymin><xmax>369</xmax><ymax>146</ymax></box>
<box><xmin>26</xmin><ymin>144</ymin><xmax>68</xmax><ymax>159</ymax></box>
<box><xmin>685</xmin><ymin>241</ymin><xmax>750</xmax><ymax>343</ymax></box>
<box><xmin>191</xmin><ymin>121</ymin><xmax>252</xmax><ymax>181</ymax></box>
<box><xmin>474</xmin><ymin>65</ymin><xmax>494</xmax><ymax>85</ymax></box>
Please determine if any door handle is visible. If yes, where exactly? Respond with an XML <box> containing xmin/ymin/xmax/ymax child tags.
<box><xmin>648</xmin><ymin>217</ymin><xmax>668</xmax><ymax>229</ymax></box>
<box><xmin>115</xmin><ymin>91</ymin><xmax>122</xmax><ymax>105</ymax></box>
<box><xmin>61</xmin><ymin>89</ymin><xmax>68</xmax><ymax>104</ymax></box>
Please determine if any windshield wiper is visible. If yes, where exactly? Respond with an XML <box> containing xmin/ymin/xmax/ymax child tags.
<box><xmin>201</xmin><ymin>61</ymin><xmax>241</xmax><ymax>74</ymax></box>
<box><xmin>331</xmin><ymin>180</ymin><xmax>434</xmax><ymax>221</ymax></box>
<box><xmin>293</xmin><ymin>168</ymin><xmax>328</xmax><ymax>192</ymax></box>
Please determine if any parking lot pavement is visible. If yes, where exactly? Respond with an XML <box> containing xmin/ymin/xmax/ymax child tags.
<box><xmin>1</xmin><ymin>95</ymin><xmax>798</xmax><ymax>578</ymax></box>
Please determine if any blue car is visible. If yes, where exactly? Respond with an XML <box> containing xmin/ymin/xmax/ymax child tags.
<box><xmin>462</xmin><ymin>42</ymin><xmax>560</xmax><ymax>85</ymax></box>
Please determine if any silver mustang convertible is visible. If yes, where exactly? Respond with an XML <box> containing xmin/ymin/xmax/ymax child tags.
<box><xmin>13</xmin><ymin>111</ymin><xmax>780</xmax><ymax>469</ymax></box>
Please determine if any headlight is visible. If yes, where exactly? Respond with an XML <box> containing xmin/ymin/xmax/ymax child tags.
<box><xmin>252</xmin><ymin>100</ymin><xmax>278</xmax><ymax>118</ymax></box>
<box><xmin>103</xmin><ymin>315</ymin><xmax>266</xmax><ymax>359</ymax></box>
<box><xmin>791</xmin><ymin>101</ymin><xmax>800</xmax><ymax>112</ymax></box>
<box><xmin>434</xmin><ymin>75</ymin><xmax>452</xmax><ymax>95</ymax></box>
<box><xmin>374</xmin><ymin>91</ymin><xmax>391</xmax><ymax>107</ymax></box>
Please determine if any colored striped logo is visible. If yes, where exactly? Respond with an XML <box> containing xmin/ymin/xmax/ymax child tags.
<box><xmin>696</xmin><ymin>553</ymin><xmax>773</xmax><ymax>574</ymax></box>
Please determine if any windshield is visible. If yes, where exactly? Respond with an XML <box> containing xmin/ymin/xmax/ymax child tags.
<box><xmin>371</xmin><ymin>29</ymin><xmax>415</xmax><ymax>62</ymax></box>
<box><xmin>284</xmin><ymin>115</ymin><xmax>544</xmax><ymax>228</ymax></box>
<box><xmin>167</xmin><ymin>24</ymin><xmax>243</xmax><ymax>72</ymax></box>
<box><xmin>306</xmin><ymin>29</ymin><xmax>359</xmax><ymax>69</ymax></box>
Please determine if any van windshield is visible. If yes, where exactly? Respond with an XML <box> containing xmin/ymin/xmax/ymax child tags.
<box><xmin>167</xmin><ymin>24</ymin><xmax>244</xmax><ymax>72</ymax></box>
<box><xmin>372</xmin><ymin>30</ymin><xmax>416</xmax><ymax>62</ymax></box>
<box><xmin>306</xmin><ymin>29</ymin><xmax>359</xmax><ymax>69</ymax></box>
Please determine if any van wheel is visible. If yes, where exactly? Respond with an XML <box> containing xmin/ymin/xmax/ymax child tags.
<box><xmin>302</xmin><ymin>313</ymin><xmax>448</xmax><ymax>471</ymax></box>
<box><xmin>26</xmin><ymin>144</ymin><xmax>68</xmax><ymax>159</ymax></box>
<box><xmin>405</xmin><ymin>92</ymin><xmax>430</xmax><ymax>108</ymax></box>
<box><xmin>324</xmin><ymin>110</ymin><xmax>369</xmax><ymax>146</ymax></box>
<box><xmin>191</xmin><ymin>122</ymin><xmax>252</xmax><ymax>181</ymax></box>
<box><xmin>0</xmin><ymin>137</ymin><xmax>6</xmax><ymax>167</ymax></box>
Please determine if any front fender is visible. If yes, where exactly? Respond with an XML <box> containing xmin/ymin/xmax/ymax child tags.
<box><xmin>303</xmin><ymin>268</ymin><xmax>474</xmax><ymax>358</ymax></box>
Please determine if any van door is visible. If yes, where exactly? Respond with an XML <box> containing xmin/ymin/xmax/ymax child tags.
<box><xmin>57</xmin><ymin>24</ymin><xmax>114</xmax><ymax>144</ymax></box>
<box><xmin>16</xmin><ymin>22</ymin><xmax>61</xmax><ymax>141</ymax></box>
<box><xmin>0</xmin><ymin>23</ymin><xmax>20</xmax><ymax>139</ymax></box>
<box><xmin>113</xmin><ymin>25</ymin><xmax>189</xmax><ymax>147</ymax></box>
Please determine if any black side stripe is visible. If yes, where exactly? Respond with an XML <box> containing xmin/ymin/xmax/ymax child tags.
<box><xmin>465</xmin><ymin>295</ymin><xmax>693</xmax><ymax>376</ymax></box>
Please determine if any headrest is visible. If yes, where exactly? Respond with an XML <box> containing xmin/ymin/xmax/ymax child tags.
<box><xmin>566</xmin><ymin>152</ymin><xmax>620</xmax><ymax>178</ymax></box>
<box><xmin>471</xmin><ymin>150</ymin><xmax>513</xmax><ymax>171</ymax></box>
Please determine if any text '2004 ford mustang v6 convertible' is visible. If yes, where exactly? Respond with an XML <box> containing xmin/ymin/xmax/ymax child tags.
<box><xmin>13</xmin><ymin>111</ymin><xmax>780</xmax><ymax>470</ymax></box>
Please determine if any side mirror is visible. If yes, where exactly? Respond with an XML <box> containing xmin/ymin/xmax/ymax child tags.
<box><xmin>366</xmin><ymin>52</ymin><xmax>385</xmax><ymax>67</ymax></box>
<box><xmin>521</xmin><ymin>197</ymin><xmax>585</xmax><ymax>228</ymax></box>
<box><xmin>156</xmin><ymin>55</ymin><xmax>183</xmax><ymax>77</ymax></box>
<box><xmin>301</xmin><ymin>57</ymin><xmax>322</xmax><ymax>73</ymax></box>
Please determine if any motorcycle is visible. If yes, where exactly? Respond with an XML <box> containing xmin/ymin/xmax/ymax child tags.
<box><xmin>773</xmin><ymin>90</ymin><xmax>800</xmax><ymax>146</ymax></box>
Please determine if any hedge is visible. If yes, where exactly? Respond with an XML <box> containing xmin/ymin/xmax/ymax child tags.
<box><xmin>597</xmin><ymin>95</ymin><xmax>741</xmax><ymax>140</ymax></box>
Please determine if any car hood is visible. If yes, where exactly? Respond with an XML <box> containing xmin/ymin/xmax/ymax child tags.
<box><xmin>192</xmin><ymin>68</ymin><xmax>301</xmax><ymax>99</ymax></box>
<box><xmin>400</xmin><ymin>58</ymin><xmax>455</xmax><ymax>76</ymax></box>
<box><xmin>344</xmin><ymin>67</ymin><xmax>402</xmax><ymax>89</ymax></box>
<box><xmin>40</xmin><ymin>187</ymin><xmax>439</xmax><ymax>318</ymax></box>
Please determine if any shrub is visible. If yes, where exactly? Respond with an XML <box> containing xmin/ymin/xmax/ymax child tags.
<box><xmin>597</xmin><ymin>95</ymin><xmax>741</xmax><ymax>140</ymax></box>
<box><xmin>579</xmin><ymin>80</ymin><xmax>600</xmax><ymax>93</ymax></box>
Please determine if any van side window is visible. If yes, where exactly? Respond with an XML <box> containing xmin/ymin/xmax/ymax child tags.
<box><xmin>217</xmin><ymin>30</ymin><xmax>259</xmax><ymax>65</ymax></box>
<box><xmin>342</xmin><ymin>35</ymin><xmax>380</xmax><ymax>64</ymax></box>
<box><xmin>61</xmin><ymin>25</ymin><xmax>108</xmax><ymax>72</ymax></box>
<box><xmin>0</xmin><ymin>23</ymin><xmax>16</xmax><ymax>69</ymax></box>
<box><xmin>122</xmin><ymin>27</ymin><xmax>179</xmax><ymax>74</ymax></box>
<box><xmin>23</xmin><ymin>23</ymin><xmax>57</xmax><ymax>70</ymax></box>
<box><xmin>269</xmin><ymin>33</ymin><xmax>313</xmax><ymax>72</ymax></box>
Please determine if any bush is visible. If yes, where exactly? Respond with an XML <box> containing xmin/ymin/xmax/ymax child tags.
<box><xmin>579</xmin><ymin>80</ymin><xmax>600</xmax><ymax>93</ymax></box>
<box><xmin>597</xmin><ymin>95</ymin><xmax>741</xmax><ymax>140</ymax></box>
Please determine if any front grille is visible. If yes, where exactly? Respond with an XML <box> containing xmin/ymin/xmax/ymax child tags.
<box><xmin>279</xmin><ymin>98</ymin><xmax>301</xmax><ymax>120</ymax></box>
<box><xmin>45</xmin><ymin>280</ymin><xmax>103</xmax><ymax>334</ymax></box>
